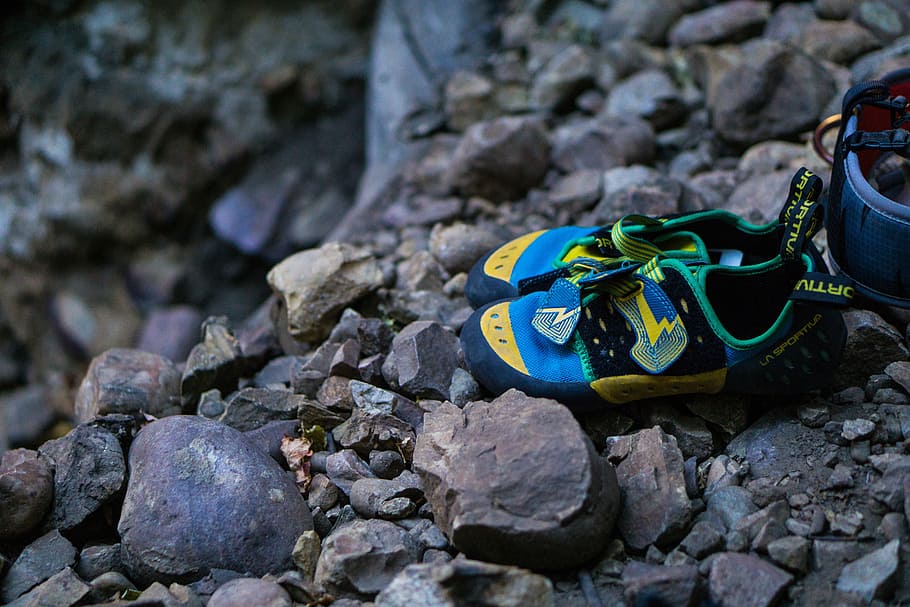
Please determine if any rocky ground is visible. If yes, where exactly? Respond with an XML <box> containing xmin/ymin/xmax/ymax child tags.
<box><xmin>2</xmin><ymin>0</ymin><xmax>910</xmax><ymax>605</ymax></box>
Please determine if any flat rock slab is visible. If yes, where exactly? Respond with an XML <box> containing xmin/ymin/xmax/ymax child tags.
<box><xmin>0</xmin><ymin>530</ymin><xmax>77</xmax><ymax>603</ymax></box>
<box><xmin>607</xmin><ymin>426</ymin><xmax>691</xmax><ymax>551</ymax></box>
<box><xmin>118</xmin><ymin>416</ymin><xmax>312</xmax><ymax>584</ymax></box>
<box><xmin>709</xmin><ymin>552</ymin><xmax>793</xmax><ymax>607</ymax></box>
<box><xmin>836</xmin><ymin>539</ymin><xmax>900</xmax><ymax>603</ymax></box>
<box><xmin>414</xmin><ymin>389</ymin><xmax>619</xmax><ymax>569</ymax></box>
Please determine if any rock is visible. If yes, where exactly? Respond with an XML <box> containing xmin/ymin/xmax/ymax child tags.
<box><xmin>604</xmin><ymin>69</ymin><xmax>687</xmax><ymax>130</ymax></box>
<box><xmin>873</xmin><ymin>388</ymin><xmax>910</xmax><ymax>405</ymax></box>
<box><xmin>707</xmin><ymin>486</ymin><xmax>758</xmax><ymax>531</ymax></box>
<box><xmin>317</xmin><ymin>375</ymin><xmax>355</xmax><ymax>413</ymax></box>
<box><xmin>621</xmin><ymin>561</ymin><xmax>700</xmax><ymax>607</ymax></box>
<box><xmin>369</xmin><ymin>450</ymin><xmax>406</xmax><ymax>480</ymax></box>
<box><xmin>709</xmin><ymin>553</ymin><xmax>793</xmax><ymax>607</ymax></box>
<box><xmin>685</xmin><ymin>394</ymin><xmax>752</xmax><ymax>438</ymax></box>
<box><xmin>252</xmin><ymin>356</ymin><xmax>301</xmax><ymax>389</ymax></box>
<box><xmin>0</xmin><ymin>530</ymin><xmax>77</xmax><ymax>603</ymax></box>
<box><xmin>350</xmin><ymin>475</ymin><xmax>422</xmax><ymax>520</ymax></box>
<box><xmin>4</xmin><ymin>568</ymin><xmax>90</xmax><ymax>607</ymax></box>
<box><xmin>708</xmin><ymin>40</ymin><xmax>835</xmax><ymax>146</ymax></box>
<box><xmin>590</xmin><ymin>166</ymin><xmax>684</xmax><ymax>223</ymax></box>
<box><xmin>837</xmin><ymin>310</ymin><xmax>909</xmax><ymax>389</ymax></box>
<box><xmin>328</xmin><ymin>339</ymin><xmax>361</xmax><ymax>379</ymax></box>
<box><xmin>86</xmin><ymin>571</ymin><xmax>136</xmax><ymax>604</ymax></box>
<box><xmin>74</xmin><ymin>348</ymin><xmax>182</xmax><ymax>423</ymax></box>
<box><xmin>444</xmin><ymin>71</ymin><xmax>496</xmax><ymax>132</ymax></box>
<box><xmin>267</xmin><ymin>243</ymin><xmax>383</xmax><ymax>343</ymax></box>
<box><xmin>530</xmin><ymin>44</ymin><xmax>594</xmax><ymax>111</ymax></box>
<box><xmin>836</xmin><ymin>539</ymin><xmax>900</xmax><ymax>602</ymax></box>
<box><xmin>826</xmin><ymin>463</ymin><xmax>854</xmax><ymax>490</ymax></box>
<box><xmin>382</xmin><ymin>321</ymin><xmax>460</xmax><ymax>401</ymax></box>
<box><xmin>607</xmin><ymin>426</ymin><xmax>691</xmax><ymax>551</ymax></box>
<box><xmin>446</xmin><ymin>116</ymin><xmax>550</xmax><ymax>202</ymax></box>
<box><xmin>751</xmin><ymin>519</ymin><xmax>788</xmax><ymax>553</ymax></box>
<box><xmin>879</xmin><ymin>512</ymin><xmax>907</xmax><ymax>541</ymax></box>
<box><xmin>219</xmin><ymin>388</ymin><xmax>302</xmax><ymax>432</ymax></box>
<box><xmin>326</xmin><ymin>449</ymin><xmax>376</xmax><ymax>495</ymax></box>
<box><xmin>315</xmin><ymin>518</ymin><xmax>422</xmax><ymax>595</ymax></box>
<box><xmin>679</xmin><ymin>521</ymin><xmax>725</xmax><ymax>559</ymax></box>
<box><xmin>852</xmin><ymin>0</ymin><xmax>910</xmax><ymax>41</ymax></box>
<box><xmin>0</xmin><ymin>449</ymin><xmax>53</xmax><ymax>539</ymax></box>
<box><xmin>208</xmin><ymin>578</ymin><xmax>292</xmax><ymax>607</ymax></box>
<box><xmin>375</xmin><ymin>559</ymin><xmax>554</xmax><ymax>607</ymax></box>
<box><xmin>242</xmin><ymin>419</ymin><xmax>300</xmax><ymax>466</ymax></box>
<box><xmin>38</xmin><ymin>424</ymin><xmax>125</xmax><ymax>531</ymax></box>
<box><xmin>181</xmin><ymin>316</ymin><xmax>247</xmax><ymax>399</ymax></box>
<box><xmin>0</xmin><ymin>386</ymin><xmax>55</xmax><ymax>449</ymax></box>
<box><xmin>732</xmin><ymin>500</ymin><xmax>789</xmax><ymax>540</ymax></box>
<box><xmin>669</xmin><ymin>1</ymin><xmax>771</xmax><ymax>47</ymax></box>
<box><xmin>307</xmin><ymin>474</ymin><xmax>340</xmax><ymax>512</ymax></box>
<box><xmin>198</xmin><ymin>390</ymin><xmax>226</xmax><ymax>419</ymax></box>
<box><xmin>841</xmin><ymin>418</ymin><xmax>876</xmax><ymax>441</ymax></box>
<box><xmin>75</xmin><ymin>544</ymin><xmax>123</xmax><ymax>582</ymax></box>
<box><xmin>705</xmin><ymin>455</ymin><xmax>744</xmax><ymax>494</ymax></box>
<box><xmin>136</xmin><ymin>306</ymin><xmax>204</xmax><ymax>363</ymax></box>
<box><xmin>332</xmin><ymin>408</ymin><xmax>417</xmax><ymax>462</ymax></box>
<box><xmin>767</xmin><ymin>536</ymin><xmax>810</xmax><ymax>574</ymax></box>
<box><xmin>550</xmin><ymin>116</ymin><xmax>655</xmax><ymax>173</ymax></box>
<box><xmin>644</xmin><ymin>404</ymin><xmax>714</xmax><ymax>460</ymax></box>
<box><xmin>118</xmin><ymin>416</ymin><xmax>312</xmax><ymax>584</ymax></box>
<box><xmin>600</xmin><ymin>0</ymin><xmax>694</xmax><ymax>45</ymax></box>
<box><xmin>885</xmin><ymin>360</ymin><xmax>910</xmax><ymax>394</ymax></box>
<box><xmin>139</xmin><ymin>580</ymin><xmax>203</xmax><ymax>607</ymax></box>
<box><xmin>415</xmin><ymin>391</ymin><xmax>619</xmax><ymax>569</ymax></box>
<box><xmin>797</xmin><ymin>18</ymin><xmax>882</xmax><ymax>64</ymax></box>
<box><xmin>797</xmin><ymin>402</ymin><xmax>829</xmax><ymax>428</ymax></box>
<box><xmin>548</xmin><ymin>170</ymin><xmax>603</xmax><ymax>208</ymax></box>
<box><xmin>292</xmin><ymin>530</ymin><xmax>321</xmax><ymax>582</ymax></box>
<box><xmin>428</xmin><ymin>223</ymin><xmax>501</xmax><ymax>275</ymax></box>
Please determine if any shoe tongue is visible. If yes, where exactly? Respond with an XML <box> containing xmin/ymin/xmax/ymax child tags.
<box><xmin>655</xmin><ymin>231</ymin><xmax>712</xmax><ymax>264</ymax></box>
<box><xmin>563</xmin><ymin>229</ymin><xmax>712</xmax><ymax>265</ymax></box>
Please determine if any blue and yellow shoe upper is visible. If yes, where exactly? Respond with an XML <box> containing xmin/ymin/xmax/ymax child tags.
<box><xmin>465</xmin><ymin>209</ymin><xmax>783</xmax><ymax>308</ymax></box>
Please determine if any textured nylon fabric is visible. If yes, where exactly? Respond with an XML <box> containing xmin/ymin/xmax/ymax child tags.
<box><xmin>508</xmin><ymin>291</ymin><xmax>587</xmax><ymax>383</ymax></box>
<box><xmin>510</xmin><ymin>226</ymin><xmax>597</xmax><ymax>281</ymax></box>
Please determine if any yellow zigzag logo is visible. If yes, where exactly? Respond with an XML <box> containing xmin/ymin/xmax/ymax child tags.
<box><xmin>536</xmin><ymin>306</ymin><xmax>579</xmax><ymax>326</ymax></box>
<box><xmin>639</xmin><ymin>300</ymin><xmax>683</xmax><ymax>346</ymax></box>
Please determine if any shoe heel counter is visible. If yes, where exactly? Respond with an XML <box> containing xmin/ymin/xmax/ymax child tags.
<box><xmin>726</xmin><ymin>305</ymin><xmax>846</xmax><ymax>395</ymax></box>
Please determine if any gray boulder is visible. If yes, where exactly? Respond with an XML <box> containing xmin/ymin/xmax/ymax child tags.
<box><xmin>118</xmin><ymin>416</ymin><xmax>312</xmax><ymax>584</ymax></box>
<box><xmin>414</xmin><ymin>390</ymin><xmax>619</xmax><ymax>569</ymax></box>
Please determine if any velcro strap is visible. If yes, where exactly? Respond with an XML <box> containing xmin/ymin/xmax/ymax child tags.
<box><xmin>845</xmin><ymin>129</ymin><xmax>910</xmax><ymax>157</ymax></box>
<box><xmin>790</xmin><ymin>273</ymin><xmax>855</xmax><ymax>307</ymax></box>
<box><xmin>779</xmin><ymin>168</ymin><xmax>824</xmax><ymax>261</ymax></box>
